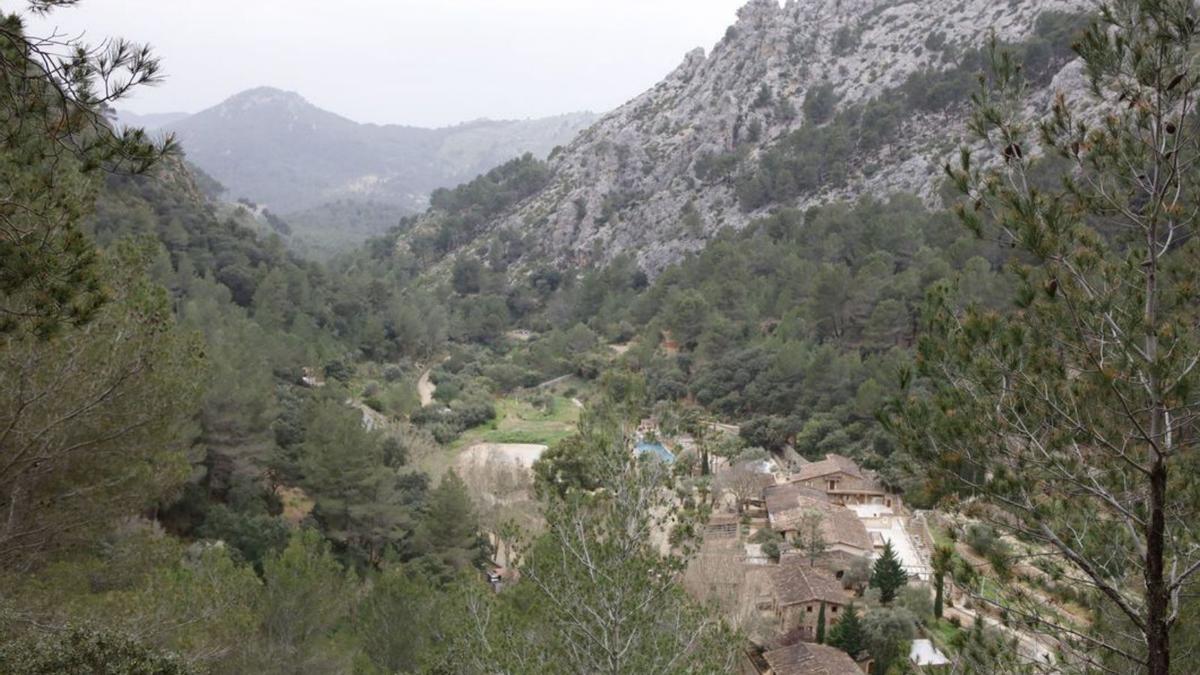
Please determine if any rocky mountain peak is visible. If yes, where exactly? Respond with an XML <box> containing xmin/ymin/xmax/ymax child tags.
<box><xmin>223</xmin><ymin>86</ymin><xmax>311</xmax><ymax>108</ymax></box>
<box><xmin>412</xmin><ymin>0</ymin><xmax>1091</xmax><ymax>275</ymax></box>
<box><xmin>737</xmin><ymin>0</ymin><xmax>783</xmax><ymax>24</ymax></box>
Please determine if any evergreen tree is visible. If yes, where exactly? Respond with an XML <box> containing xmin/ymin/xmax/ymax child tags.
<box><xmin>797</xmin><ymin>509</ymin><xmax>828</xmax><ymax>567</ymax></box>
<box><xmin>260</xmin><ymin>529</ymin><xmax>354</xmax><ymax>666</ymax></box>
<box><xmin>412</xmin><ymin>470</ymin><xmax>484</xmax><ymax>580</ymax></box>
<box><xmin>816</xmin><ymin>601</ymin><xmax>827</xmax><ymax>644</ymax></box>
<box><xmin>0</xmin><ymin>243</ymin><xmax>203</xmax><ymax>569</ymax></box>
<box><xmin>828</xmin><ymin>602</ymin><xmax>865</xmax><ymax>660</ymax></box>
<box><xmin>299</xmin><ymin>399</ymin><xmax>419</xmax><ymax>565</ymax></box>
<box><xmin>870</xmin><ymin>541</ymin><xmax>907</xmax><ymax>605</ymax></box>
<box><xmin>0</xmin><ymin>0</ymin><xmax>174</xmax><ymax>338</ymax></box>
<box><xmin>886</xmin><ymin>1</ymin><xmax>1200</xmax><ymax>670</ymax></box>
<box><xmin>931</xmin><ymin>544</ymin><xmax>954</xmax><ymax>619</ymax></box>
<box><xmin>356</xmin><ymin>567</ymin><xmax>446</xmax><ymax>673</ymax></box>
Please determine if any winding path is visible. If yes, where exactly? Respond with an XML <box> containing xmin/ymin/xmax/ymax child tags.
<box><xmin>417</xmin><ymin>367</ymin><xmax>435</xmax><ymax>407</ymax></box>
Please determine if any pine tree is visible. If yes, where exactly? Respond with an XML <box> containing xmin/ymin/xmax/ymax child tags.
<box><xmin>0</xmin><ymin>2</ymin><xmax>174</xmax><ymax>338</ymax></box>
<box><xmin>816</xmin><ymin>602</ymin><xmax>827</xmax><ymax>644</ymax></box>
<box><xmin>870</xmin><ymin>540</ymin><xmax>907</xmax><ymax>605</ymax></box>
<box><xmin>261</xmin><ymin>529</ymin><xmax>353</xmax><ymax>662</ymax></box>
<box><xmin>0</xmin><ymin>243</ymin><xmax>203</xmax><ymax>568</ymax></box>
<box><xmin>828</xmin><ymin>602</ymin><xmax>865</xmax><ymax>660</ymax></box>
<box><xmin>299</xmin><ymin>399</ymin><xmax>419</xmax><ymax>565</ymax></box>
<box><xmin>884</xmin><ymin>1</ymin><xmax>1200</xmax><ymax>670</ymax></box>
<box><xmin>413</xmin><ymin>470</ymin><xmax>484</xmax><ymax>579</ymax></box>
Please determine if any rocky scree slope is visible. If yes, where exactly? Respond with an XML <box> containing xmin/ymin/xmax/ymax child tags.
<box><xmin>401</xmin><ymin>0</ymin><xmax>1090</xmax><ymax>275</ymax></box>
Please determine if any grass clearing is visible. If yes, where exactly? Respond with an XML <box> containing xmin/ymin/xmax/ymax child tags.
<box><xmin>926</xmin><ymin>618</ymin><xmax>962</xmax><ymax>647</ymax></box>
<box><xmin>455</xmin><ymin>395</ymin><xmax>580</xmax><ymax>449</ymax></box>
<box><xmin>414</xmin><ymin>394</ymin><xmax>581</xmax><ymax>481</ymax></box>
<box><xmin>930</xmin><ymin>521</ymin><xmax>957</xmax><ymax>550</ymax></box>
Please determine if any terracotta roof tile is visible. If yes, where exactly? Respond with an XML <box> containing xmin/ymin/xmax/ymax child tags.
<box><xmin>769</xmin><ymin>557</ymin><xmax>851</xmax><ymax>607</ymax></box>
<box><xmin>763</xmin><ymin>642</ymin><xmax>861</xmax><ymax>675</ymax></box>
<box><xmin>792</xmin><ymin>454</ymin><xmax>864</xmax><ymax>482</ymax></box>
<box><xmin>765</xmin><ymin>485</ymin><xmax>872</xmax><ymax>553</ymax></box>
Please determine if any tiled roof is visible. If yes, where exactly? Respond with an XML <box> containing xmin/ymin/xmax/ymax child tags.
<box><xmin>792</xmin><ymin>454</ymin><xmax>864</xmax><ymax>482</ymax></box>
<box><xmin>765</xmin><ymin>482</ymin><xmax>829</xmax><ymax>509</ymax></box>
<box><xmin>763</xmin><ymin>642</ymin><xmax>861</xmax><ymax>675</ymax></box>
<box><xmin>769</xmin><ymin>557</ymin><xmax>851</xmax><ymax>607</ymax></box>
<box><xmin>765</xmin><ymin>485</ymin><xmax>873</xmax><ymax>553</ymax></box>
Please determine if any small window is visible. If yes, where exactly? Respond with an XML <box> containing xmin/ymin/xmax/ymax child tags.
<box><xmin>831</xmin><ymin>606</ymin><xmax>838</xmax><ymax>613</ymax></box>
<box><xmin>807</xmin><ymin>605</ymin><xmax>813</xmax><ymax>613</ymax></box>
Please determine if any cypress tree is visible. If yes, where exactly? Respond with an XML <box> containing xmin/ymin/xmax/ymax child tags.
<box><xmin>816</xmin><ymin>602</ymin><xmax>826</xmax><ymax>644</ymax></box>
<box><xmin>870</xmin><ymin>540</ymin><xmax>907</xmax><ymax>605</ymax></box>
<box><xmin>828</xmin><ymin>602</ymin><xmax>865</xmax><ymax>659</ymax></box>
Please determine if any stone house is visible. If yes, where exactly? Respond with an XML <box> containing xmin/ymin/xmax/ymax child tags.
<box><xmin>764</xmin><ymin>483</ymin><xmax>873</xmax><ymax>577</ymax></box>
<box><xmin>766</xmin><ymin>557</ymin><xmax>852</xmax><ymax>641</ymax></box>
<box><xmin>789</xmin><ymin>454</ymin><xmax>898</xmax><ymax>511</ymax></box>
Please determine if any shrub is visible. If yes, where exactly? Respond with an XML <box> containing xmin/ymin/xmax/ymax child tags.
<box><xmin>750</xmin><ymin>527</ymin><xmax>782</xmax><ymax>561</ymax></box>
<box><xmin>965</xmin><ymin>523</ymin><xmax>1001</xmax><ymax>557</ymax></box>
<box><xmin>0</xmin><ymin>626</ymin><xmax>196</xmax><ymax>675</ymax></box>
<box><xmin>323</xmin><ymin>359</ymin><xmax>353</xmax><ymax>382</ymax></box>
<box><xmin>802</xmin><ymin>82</ymin><xmax>839</xmax><ymax>125</ymax></box>
<box><xmin>694</xmin><ymin>150</ymin><xmax>743</xmax><ymax>183</ymax></box>
<box><xmin>753</xmin><ymin>83</ymin><xmax>772</xmax><ymax>108</ymax></box>
<box><xmin>896</xmin><ymin>585</ymin><xmax>934</xmax><ymax>622</ymax></box>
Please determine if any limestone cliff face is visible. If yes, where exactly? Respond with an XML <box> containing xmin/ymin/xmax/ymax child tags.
<box><xmin>409</xmin><ymin>0</ymin><xmax>1091</xmax><ymax>275</ymax></box>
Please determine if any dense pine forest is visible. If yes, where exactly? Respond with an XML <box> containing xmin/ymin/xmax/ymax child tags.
<box><xmin>3</xmin><ymin>0</ymin><xmax>1200</xmax><ymax>674</ymax></box>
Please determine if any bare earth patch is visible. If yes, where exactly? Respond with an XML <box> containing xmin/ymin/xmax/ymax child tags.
<box><xmin>456</xmin><ymin>443</ymin><xmax>548</xmax><ymax>534</ymax></box>
<box><xmin>455</xmin><ymin>442</ymin><xmax>547</xmax><ymax>471</ymax></box>
<box><xmin>275</xmin><ymin>485</ymin><xmax>314</xmax><ymax>526</ymax></box>
<box><xmin>417</xmin><ymin>368</ymin><xmax>436</xmax><ymax>407</ymax></box>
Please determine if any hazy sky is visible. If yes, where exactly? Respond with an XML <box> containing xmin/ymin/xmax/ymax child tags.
<box><xmin>21</xmin><ymin>0</ymin><xmax>751</xmax><ymax>127</ymax></box>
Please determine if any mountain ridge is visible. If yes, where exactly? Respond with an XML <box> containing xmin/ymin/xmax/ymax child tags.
<box><xmin>393</xmin><ymin>0</ymin><xmax>1091</xmax><ymax>275</ymax></box>
<box><xmin>112</xmin><ymin>109</ymin><xmax>190</xmax><ymax>130</ymax></box>
<box><xmin>165</xmin><ymin>86</ymin><xmax>598</xmax><ymax>215</ymax></box>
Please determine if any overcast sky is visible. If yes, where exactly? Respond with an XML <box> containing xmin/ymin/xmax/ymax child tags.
<box><xmin>21</xmin><ymin>0</ymin><xmax>751</xmax><ymax>127</ymax></box>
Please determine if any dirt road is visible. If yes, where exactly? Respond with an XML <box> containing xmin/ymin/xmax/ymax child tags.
<box><xmin>417</xmin><ymin>368</ymin><xmax>435</xmax><ymax>407</ymax></box>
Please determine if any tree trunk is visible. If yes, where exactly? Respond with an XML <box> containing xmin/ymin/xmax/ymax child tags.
<box><xmin>1146</xmin><ymin>458</ymin><xmax>1169</xmax><ymax>675</ymax></box>
<box><xmin>1142</xmin><ymin>187</ymin><xmax>1170</xmax><ymax>673</ymax></box>
<box><xmin>934</xmin><ymin>573</ymin><xmax>944</xmax><ymax>619</ymax></box>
